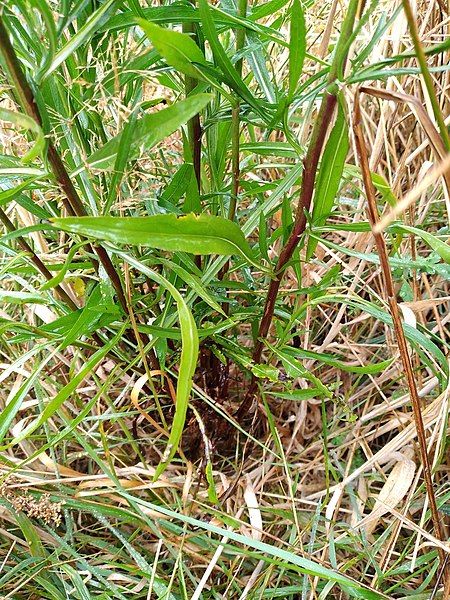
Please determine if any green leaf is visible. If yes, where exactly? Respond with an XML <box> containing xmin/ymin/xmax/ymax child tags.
<box><xmin>197</xmin><ymin>0</ymin><xmax>263</xmax><ymax>116</ymax></box>
<box><xmin>266</xmin><ymin>389</ymin><xmax>324</xmax><ymax>401</ymax></box>
<box><xmin>59</xmin><ymin>293</ymin><xmax>118</xmax><ymax>349</ymax></box>
<box><xmin>157</xmin><ymin>257</ymin><xmax>226</xmax><ymax>316</ymax></box>
<box><xmin>104</xmin><ymin>108</ymin><xmax>138</xmax><ymax>213</ymax></box>
<box><xmin>288</xmin><ymin>0</ymin><xmax>306</xmax><ymax>99</ymax></box>
<box><xmin>117</xmin><ymin>254</ymin><xmax>199</xmax><ymax>480</ymax></box>
<box><xmin>251</xmin><ymin>363</ymin><xmax>280</xmax><ymax>381</ymax></box>
<box><xmin>40</xmin><ymin>242</ymin><xmax>86</xmax><ymax>291</ymax></box>
<box><xmin>282</xmin><ymin>347</ymin><xmax>394</xmax><ymax>374</ymax></box>
<box><xmin>306</xmin><ymin>102</ymin><xmax>349</xmax><ymax>259</ymax></box>
<box><xmin>241</xmin><ymin>141</ymin><xmax>299</xmax><ymax>158</ymax></box>
<box><xmin>392</xmin><ymin>224</ymin><xmax>450</xmax><ymax>264</ymax></box>
<box><xmin>159</xmin><ymin>163</ymin><xmax>201</xmax><ymax>213</ymax></box>
<box><xmin>345</xmin><ymin>164</ymin><xmax>398</xmax><ymax>207</ymax></box>
<box><xmin>51</xmin><ymin>213</ymin><xmax>268</xmax><ymax>271</ymax></box>
<box><xmin>42</xmin><ymin>0</ymin><xmax>118</xmax><ymax>79</ymax></box>
<box><xmin>137</xmin><ymin>18</ymin><xmax>207</xmax><ymax>79</ymax></box>
<box><xmin>267</xmin><ymin>343</ymin><xmax>331</xmax><ymax>397</ymax></box>
<box><xmin>88</xmin><ymin>94</ymin><xmax>213</xmax><ymax>170</ymax></box>
<box><xmin>0</xmin><ymin>108</ymin><xmax>45</xmax><ymax>164</ymax></box>
<box><xmin>0</xmin><ymin>290</ymin><xmax>46</xmax><ymax>304</ymax></box>
<box><xmin>205</xmin><ymin>461</ymin><xmax>219</xmax><ymax>503</ymax></box>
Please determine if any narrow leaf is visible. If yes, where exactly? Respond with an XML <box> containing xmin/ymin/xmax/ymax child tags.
<box><xmin>306</xmin><ymin>102</ymin><xmax>349</xmax><ymax>259</ymax></box>
<box><xmin>282</xmin><ymin>346</ymin><xmax>394</xmax><ymax>374</ymax></box>
<box><xmin>87</xmin><ymin>94</ymin><xmax>213</xmax><ymax>170</ymax></box>
<box><xmin>197</xmin><ymin>0</ymin><xmax>263</xmax><ymax>115</ymax></box>
<box><xmin>118</xmin><ymin>253</ymin><xmax>198</xmax><ymax>480</ymax></box>
<box><xmin>51</xmin><ymin>214</ymin><xmax>268</xmax><ymax>271</ymax></box>
<box><xmin>288</xmin><ymin>0</ymin><xmax>306</xmax><ymax>99</ymax></box>
<box><xmin>137</xmin><ymin>18</ymin><xmax>207</xmax><ymax>79</ymax></box>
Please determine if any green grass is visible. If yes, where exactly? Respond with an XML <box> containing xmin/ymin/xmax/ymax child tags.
<box><xmin>0</xmin><ymin>0</ymin><xmax>449</xmax><ymax>598</ymax></box>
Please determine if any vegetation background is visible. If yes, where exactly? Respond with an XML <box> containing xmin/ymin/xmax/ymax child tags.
<box><xmin>0</xmin><ymin>0</ymin><xmax>449</xmax><ymax>597</ymax></box>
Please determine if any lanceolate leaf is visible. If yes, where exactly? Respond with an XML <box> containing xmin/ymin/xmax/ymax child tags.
<box><xmin>392</xmin><ymin>223</ymin><xmax>450</xmax><ymax>264</ymax></box>
<box><xmin>137</xmin><ymin>18</ymin><xmax>208</xmax><ymax>80</ymax></box>
<box><xmin>51</xmin><ymin>214</ymin><xmax>268</xmax><ymax>271</ymax></box>
<box><xmin>116</xmin><ymin>253</ymin><xmax>199</xmax><ymax>480</ymax></box>
<box><xmin>282</xmin><ymin>346</ymin><xmax>394</xmax><ymax>374</ymax></box>
<box><xmin>197</xmin><ymin>0</ymin><xmax>263</xmax><ymax>116</ymax></box>
<box><xmin>306</xmin><ymin>101</ymin><xmax>349</xmax><ymax>259</ymax></box>
<box><xmin>288</xmin><ymin>0</ymin><xmax>306</xmax><ymax>99</ymax></box>
<box><xmin>88</xmin><ymin>94</ymin><xmax>213</xmax><ymax>170</ymax></box>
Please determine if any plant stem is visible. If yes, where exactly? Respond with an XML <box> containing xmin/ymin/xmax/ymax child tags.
<box><xmin>353</xmin><ymin>87</ymin><xmax>449</xmax><ymax>580</ymax></box>
<box><xmin>228</xmin><ymin>0</ymin><xmax>247</xmax><ymax>223</ymax></box>
<box><xmin>401</xmin><ymin>0</ymin><xmax>450</xmax><ymax>151</ymax></box>
<box><xmin>219</xmin><ymin>0</ymin><xmax>247</xmax><ymax>280</ymax></box>
<box><xmin>0</xmin><ymin>16</ymin><xmax>128</xmax><ymax>314</ymax></box>
<box><xmin>184</xmin><ymin>68</ymin><xmax>202</xmax><ymax>188</ymax></box>
<box><xmin>214</xmin><ymin>0</ymin><xmax>247</xmax><ymax>401</ymax></box>
<box><xmin>183</xmin><ymin>10</ymin><xmax>202</xmax><ymax>189</ymax></box>
<box><xmin>183</xmin><ymin>5</ymin><xmax>202</xmax><ymax>279</ymax></box>
<box><xmin>237</xmin><ymin>0</ymin><xmax>360</xmax><ymax>418</ymax></box>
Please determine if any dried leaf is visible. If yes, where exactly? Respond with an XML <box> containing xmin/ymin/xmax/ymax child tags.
<box><xmin>362</xmin><ymin>455</ymin><xmax>416</xmax><ymax>535</ymax></box>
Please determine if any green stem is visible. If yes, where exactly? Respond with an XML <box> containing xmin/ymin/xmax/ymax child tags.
<box><xmin>228</xmin><ymin>0</ymin><xmax>247</xmax><ymax>222</ymax></box>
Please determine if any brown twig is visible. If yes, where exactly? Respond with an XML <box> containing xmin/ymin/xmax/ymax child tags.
<box><xmin>353</xmin><ymin>87</ymin><xmax>448</xmax><ymax>579</ymax></box>
<box><xmin>0</xmin><ymin>16</ymin><xmax>128</xmax><ymax>314</ymax></box>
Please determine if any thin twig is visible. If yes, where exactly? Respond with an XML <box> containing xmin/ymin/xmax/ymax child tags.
<box><xmin>0</xmin><ymin>16</ymin><xmax>128</xmax><ymax>314</ymax></box>
<box><xmin>353</xmin><ymin>87</ymin><xmax>448</xmax><ymax>579</ymax></box>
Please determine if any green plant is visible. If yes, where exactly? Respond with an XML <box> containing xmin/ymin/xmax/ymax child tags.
<box><xmin>0</xmin><ymin>0</ymin><xmax>449</xmax><ymax>597</ymax></box>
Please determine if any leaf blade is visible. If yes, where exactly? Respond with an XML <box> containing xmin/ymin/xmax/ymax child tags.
<box><xmin>51</xmin><ymin>214</ymin><xmax>267</xmax><ymax>271</ymax></box>
<box><xmin>88</xmin><ymin>94</ymin><xmax>213</xmax><ymax>170</ymax></box>
<box><xmin>137</xmin><ymin>18</ymin><xmax>207</xmax><ymax>79</ymax></box>
<box><xmin>306</xmin><ymin>101</ymin><xmax>349</xmax><ymax>259</ymax></box>
<box><xmin>288</xmin><ymin>0</ymin><xmax>306</xmax><ymax>99</ymax></box>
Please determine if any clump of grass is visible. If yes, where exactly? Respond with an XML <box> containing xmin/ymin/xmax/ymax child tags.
<box><xmin>0</xmin><ymin>0</ymin><xmax>449</xmax><ymax>598</ymax></box>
